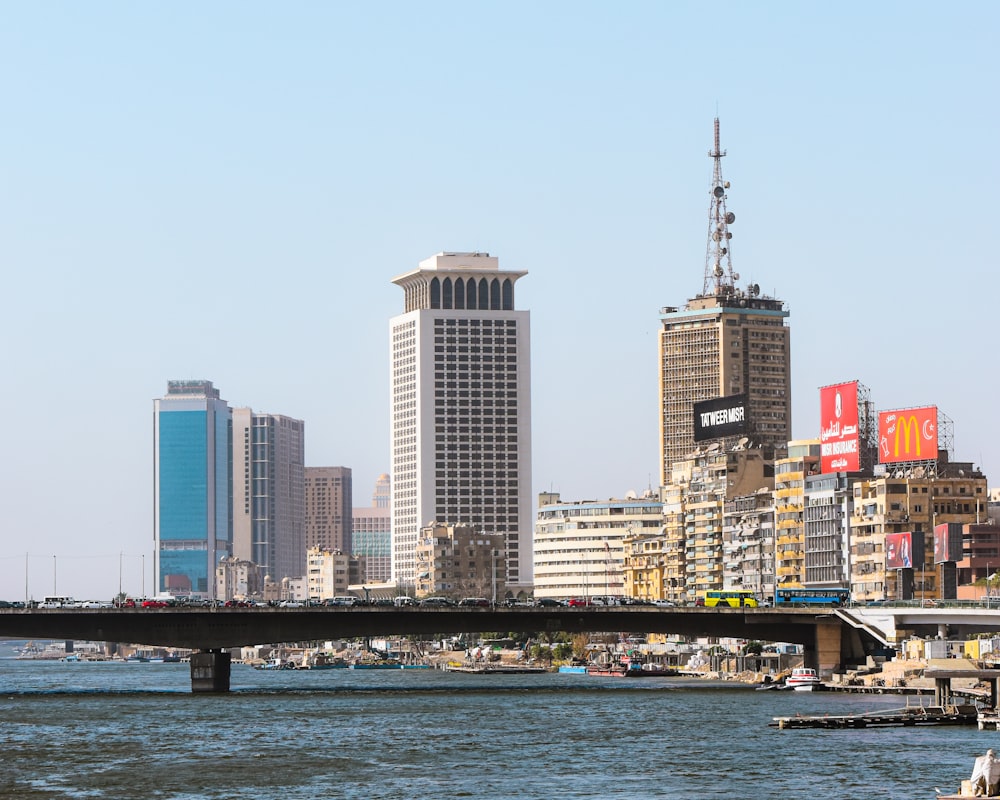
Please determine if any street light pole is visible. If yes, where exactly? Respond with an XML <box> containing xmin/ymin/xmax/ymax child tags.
<box><xmin>491</xmin><ymin>550</ymin><xmax>497</xmax><ymax>606</ymax></box>
<box><xmin>53</xmin><ymin>555</ymin><xmax>56</xmax><ymax>595</ymax></box>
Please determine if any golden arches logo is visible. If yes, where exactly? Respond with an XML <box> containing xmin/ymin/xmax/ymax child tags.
<box><xmin>894</xmin><ymin>415</ymin><xmax>921</xmax><ymax>458</ymax></box>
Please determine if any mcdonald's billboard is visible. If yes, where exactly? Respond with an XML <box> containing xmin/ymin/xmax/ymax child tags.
<box><xmin>878</xmin><ymin>406</ymin><xmax>938</xmax><ymax>464</ymax></box>
<box><xmin>820</xmin><ymin>381</ymin><xmax>860</xmax><ymax>473</ymax></box>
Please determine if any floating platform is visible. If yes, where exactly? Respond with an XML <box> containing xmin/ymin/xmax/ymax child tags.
<box><xmin>445</xmin><ymin>663</ymin><xmax>548</xmax><ymax>674</ymax></box>
<box><xmin>770</xmin><ymin>704</ymin><xmax>979</xmax><ymax>729</ymax></box>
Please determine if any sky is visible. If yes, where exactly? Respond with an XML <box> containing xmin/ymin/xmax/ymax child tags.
<box><xmin>1</xmin><ymin>2</ymin><xmax>997</xmax><ymax>601</ymax></box>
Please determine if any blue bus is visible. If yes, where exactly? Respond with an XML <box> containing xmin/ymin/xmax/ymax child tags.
<box><xmin>774</xmin><ymin>588</ymin><xmax>850</xmax><ymax>607</ymax></box>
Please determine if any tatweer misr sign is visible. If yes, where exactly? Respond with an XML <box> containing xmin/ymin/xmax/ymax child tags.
<box><xmin>693</xmin><ymin>394</ymin><xmax>748</xmax><ymax>442</ymax></box>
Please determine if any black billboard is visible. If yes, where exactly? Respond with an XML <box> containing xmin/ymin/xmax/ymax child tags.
<box><xmin>693</xmin><ymin>393</ymin><xmax>749</xmax><ymax>442</ymax></box>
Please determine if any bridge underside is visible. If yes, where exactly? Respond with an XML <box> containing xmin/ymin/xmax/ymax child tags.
<box><xmin>0</xmin><ymin>607</ymin><xmax>831</xmax><ymax>649</ymax></box>
<box><xmin>0</xmin><ymin>607</ymin><xmax>874</xmax><ymax>691</ymax></box>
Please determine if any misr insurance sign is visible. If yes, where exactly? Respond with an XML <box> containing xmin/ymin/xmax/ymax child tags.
<box><xmin>878</xmin><ymin>406</ymin><xmax>938</xmax><ymax>464</ymax></box>
<box><xmin>820</xmin><ymin>381</ymin><xmax>860</xmax><ymax>473</ymax></box>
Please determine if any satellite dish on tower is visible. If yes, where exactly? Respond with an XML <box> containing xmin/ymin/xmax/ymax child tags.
<box><xmin>726</xmin><ymin>212</ymin><xmax>736</xmax><ymax>224</ymax></box>
<box><xmin>714</xmin><ymin>186</ymin><xmax>725</xmax><ymax>197</ymax></box>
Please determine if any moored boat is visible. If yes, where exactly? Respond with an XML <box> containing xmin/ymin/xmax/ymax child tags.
<box><xmin>785</xmin><ymin>667</ymin><xmax>823</xmax><ymax>691</ymax></box>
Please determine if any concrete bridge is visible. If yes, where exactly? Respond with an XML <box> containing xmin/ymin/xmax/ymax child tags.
<box><xmin>3</xmin><ymin>605</ymin><xmax>998</xmax><ymax>692</ymax></box>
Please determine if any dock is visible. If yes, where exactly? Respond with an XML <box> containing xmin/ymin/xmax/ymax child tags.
<box><xmin>770</xmin><ymin>703</ymin><xmax>979</xmax><ymax>729</ymax></box>
<box><xmin>444</xmin><ymin>662</ymin><xmax>548</xmax><ymax>674</ymax></box>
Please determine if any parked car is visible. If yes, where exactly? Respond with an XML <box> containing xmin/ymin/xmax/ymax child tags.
<box><xmin>459</xmin><ymin>597</ymin><xmax>491</xmax><ymax>607</ymax></box>
<box><xmin>141</xmin><ymin>599</ymin><xmax>170</xmax><ymax>609</ymax></box>
<box><xmin>567</xmin><ymin>597</ymin><xmax>591</xmax><ymax>607</ymax></box>
<box><xmin>278</xmin><ymin>600</ymin><xmax>304</xmax><ymax>608</ymax></box>
<box><xmin>419</xmin><ymin>597</ymin><xmax>455</xmax><ymax>607</ymax></box>
<box><xmin>393</xmin><ymin>596</ymin><xmax>417</xmax><ymax>607</ymax></box>
<box><xmin>533</xmin><ymin>598</ymin><xmax>565</xmax><ymax>607</ymax></box>
<box><xmin>325</xmin><ymin>596</ymin><xmax>362</xmax><ymax>607</ymax></box>
<box><xmin>652</xmin><ymin>599</ymin><xmax>677</xmax><ymax>607</ymax></box>
<box><xmin>589</xmin><ymin>596</ymin><xmax>621</xmax><ymax>606</ymax></box>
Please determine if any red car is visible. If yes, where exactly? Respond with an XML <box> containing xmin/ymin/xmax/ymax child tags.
<box><xmin>567</xmin><ymin>597</ymin><xmax>592</xmax><ymax>607</ymax></box>
<box><xmin>141</xmin><ymin>599</ymin><xmax>170</xmax><ymax>609</ymax></box>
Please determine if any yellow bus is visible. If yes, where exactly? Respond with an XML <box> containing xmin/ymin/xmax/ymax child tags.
<box><xmin>696</xmin><ymin>590</ymin><xmax>758</xmax><ymax>608</ymax></box>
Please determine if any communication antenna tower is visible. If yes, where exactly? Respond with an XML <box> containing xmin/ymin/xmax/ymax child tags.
<box><xmin>703</xmin><ymin>118</ymin><xmax>738</xmax><ymax>297</ymax></box>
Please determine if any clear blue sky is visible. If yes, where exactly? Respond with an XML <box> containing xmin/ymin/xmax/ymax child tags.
<box><xmin>2</xmin><ymin>2</ymin><xmax>996</xmax><ymax>599</ymax></box>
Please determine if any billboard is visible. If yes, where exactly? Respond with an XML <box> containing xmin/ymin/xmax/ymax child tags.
<box><xmin>933</xmin><ymin>522</ymin><xmax>963</xmax><ymax>564</ymax></box>
<box><xmin>878</xmin><ymin>406</ymin><xmax>938</xmax><ymax>464</ymax></box>
<box><xmin>820</xmin><ymin>381</ymin><xmax>860</xmax><ymax>473</ymax></box>
<box><xmin>693</xmin><ymin>394</ymin><xmax>749</xmax><ymax>442</ymax></box>
<box><xmin>885</xmin><ymin>532</ymin><xmax>913</xmax><ymax>569</ymax></box>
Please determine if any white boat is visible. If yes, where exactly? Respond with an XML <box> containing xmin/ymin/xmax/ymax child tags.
<box><xmin>785</xmin><ymin>667</ymin><xmax>823</xmax><ymax>691</ymax></box>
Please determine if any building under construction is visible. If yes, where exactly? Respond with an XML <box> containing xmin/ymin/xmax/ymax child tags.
<box><xmin>659</xmin><ymin>119</ymin><xmax>791</xmax><ymax>483</ymax></box>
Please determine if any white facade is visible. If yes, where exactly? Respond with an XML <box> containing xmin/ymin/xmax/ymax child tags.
<box><xmin>534</xmin><ymin>493</ymin><xmax>665</xmax><ymax>599</ymax></box>
<box><xmin>390</xmin><ymin>252</ymin><xmax>532</xmax><ymax>591</ymax></box>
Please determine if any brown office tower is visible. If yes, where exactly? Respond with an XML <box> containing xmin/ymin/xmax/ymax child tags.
<box><xmin>658</xmin><ymin>119</ymin><xmax>791</xmax><ymax>484</ymax></box>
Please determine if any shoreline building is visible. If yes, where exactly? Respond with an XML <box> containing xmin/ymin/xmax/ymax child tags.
<box><xmin>352</xmin><ymin>473</ymin><xmax>391</xmax><ymax>584</ymax></box>
<box><xmin>153</xmin><ymin>380</ymin><xmax>232</xmax><ymax>599</ymax></box>
<box><xmin>773</xmin><ymin>440</ymin><xmax>821</xmax><ymax>589</ymax></box>
<box><xmin>414</xmin><ymin>523</ymin><xmax>507</xmax><ymax>600</ymax></box>
<box><xmin>723</xmin><ymin>488</ymin><xmax>776</xmax><ymax>601</ymax></box>
<box><xmin>535</xmin><ymin>492</ymin><xmax>665</xmax><ymax>600</ymax></box>
<box><xmin>665</xmin><ymin>446</ymin><xmax>774</xmax><ymax>605</ymax></box>
<box><xmin>390</xmin><ymin>252</ymin><xmax>533</xmax><ymax>593</ymax></box>
<box><xmin>233</xmin><ymin>409</ymin><xmax>305</xmax><ymax>585</ymax></box>
<box><xmin>658</xmin><ymin>119</ymin><xmax>791</xmax><ymax>484</ymax></box>
<box><xmin>304</xmin><ymin>466</ymin><xmax>353</xmax><ymax>556</ymax></box>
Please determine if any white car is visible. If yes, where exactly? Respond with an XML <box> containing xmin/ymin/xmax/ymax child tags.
<box><xmin>652</xmin><ymin>599</ymin><xmax>677</xmax><ymax>607</ymax></box>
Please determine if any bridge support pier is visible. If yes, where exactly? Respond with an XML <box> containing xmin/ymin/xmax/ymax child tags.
<box><xmin>812</xmin><ymin>620</ymin><xmax>843</xmax><ymax>679</ymax></box>
<box><xmin>190</xmin><ymin>649</ymin><xmax>231</xmax><ymax>693</ymax></box>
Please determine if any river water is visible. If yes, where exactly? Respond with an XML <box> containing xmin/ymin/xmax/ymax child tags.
<box><xmin>0</xmin><ymin>658</ymin><xmax>987</xmax><ymax>799</ymax></box>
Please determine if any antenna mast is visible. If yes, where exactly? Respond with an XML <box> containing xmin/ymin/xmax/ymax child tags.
<box><xmin>702</xmin><ymin>118</ymin><xmax>738</xmax><ymax>296</ymax></box>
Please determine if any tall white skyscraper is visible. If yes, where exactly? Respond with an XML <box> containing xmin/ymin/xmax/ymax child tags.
<box><xmin>390</xmin><ymin>252</ymin><xmax>532</xmax><ymax>592</ymax></box>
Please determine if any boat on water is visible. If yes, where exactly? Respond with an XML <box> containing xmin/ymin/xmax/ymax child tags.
<box><xmin>255</xmin><ymin>657</ymin><xmax>296</xmax><ymax>670</ymax></box>
<box><xmin>586</xmin><ymin>655</ymin><xmax>679</xmax><ymax>678</ymax></box>
<box><xmin>784</xmin><ymin>667</ymin><xmax>823</xmax><ymax>691</ymax></box>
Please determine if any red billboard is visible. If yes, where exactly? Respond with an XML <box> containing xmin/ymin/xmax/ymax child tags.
<box><xmin>933</xmin><ymin>522</ymin><xmax>963</xmax><ymax>563</ymax></box>
<box><xmin>820</xmin><ymin>381</ymin><xmax>860</xmax><ymax>473</ymax></box>
<box><xmin>878</xmin><ymin>406</ymin><xmax>938</xmax><ymax>464</ymax></box>
<box><xmin>885</xmin><ymin>532</ymin><xmax>913</xmax><ymax>569</ymax></box>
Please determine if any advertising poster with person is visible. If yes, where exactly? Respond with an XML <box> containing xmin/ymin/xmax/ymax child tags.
<box><xmin>886</xmin><ymin>532</ymin><xmax>913</xmax><ymax>569</ymax></box>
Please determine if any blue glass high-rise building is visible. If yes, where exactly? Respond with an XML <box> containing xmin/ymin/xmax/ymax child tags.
<box><xmin>153</xmin><ymin>380</ymin><xmax>233</xmax><ymax>598</ymax></box>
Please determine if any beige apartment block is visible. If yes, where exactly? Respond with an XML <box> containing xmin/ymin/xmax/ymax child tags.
<box><xmin>668</xmin><ymin>447</ymin><xmax>773</xmax><ymax>604</ymax></box>
<box><xmin>850</xmin><ymin>469</ymin><xmax>988</xmax><ymax>602</ymax></box>
<box><xmin>306</xmin><ymin>546</ymin><xmax>351</xmax><ymax>600</ymax></box>
<box><xmin>305</xmin><ymin>466</ymin><xmax>353</xmax><ymax>555</ymax></box>
<box><xmin>774</xmin><ymin>440</ymin><xmax>821</xmax><ymax>590</ymax></box>
<box><xmin>414</xmin><ymin>523</ymin><xmax>507</xmax><ymax>601</ymax></box>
